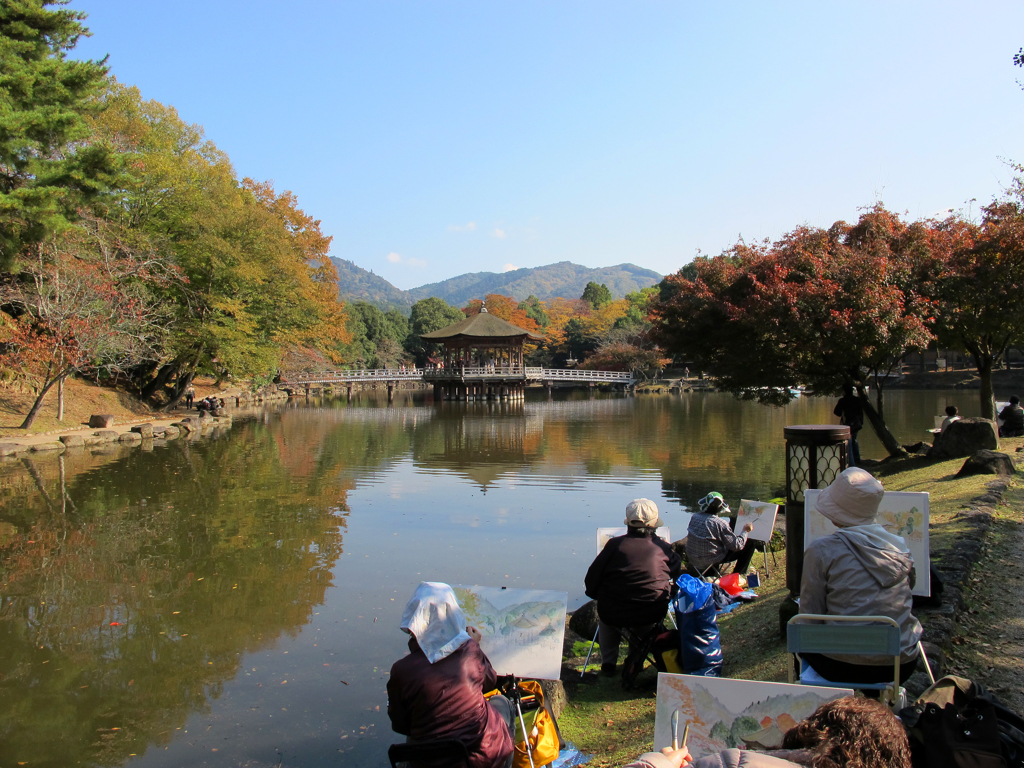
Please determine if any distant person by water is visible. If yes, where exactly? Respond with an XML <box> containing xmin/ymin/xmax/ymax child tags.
<box><xmin>939</xmin><ymin>405</ymin><xmax>960</xmax><ymax>433</ymax></box>
<box><xmin>833</xmin><ymin>385</ymin><xmax>864</xmax><ymax>466</ymax></box>
<box><xmin>999</xmin><ymin>395</ymin><xmax>1024</xmax><ymax>437</ymax></box>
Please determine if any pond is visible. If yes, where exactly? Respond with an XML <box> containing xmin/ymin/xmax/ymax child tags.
<box><xmin>0</xmin><ymin>388</ymin><xmax>975</xmax><ymax>767</ymax></box>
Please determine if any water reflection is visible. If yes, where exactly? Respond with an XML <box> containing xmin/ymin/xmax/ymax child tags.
<box><xmin>0</xmin><ymin>389</ymin><xmax>975</xmax><ymax>767</ymax></box>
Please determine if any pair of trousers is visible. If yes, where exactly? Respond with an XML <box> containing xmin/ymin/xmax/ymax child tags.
<box><xmin>598</xmin><ymin>620</ymin><xmax>658</xmax><ymax>666</ymax></box>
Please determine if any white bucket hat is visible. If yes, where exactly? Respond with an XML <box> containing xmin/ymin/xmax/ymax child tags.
<box><xmin>816</xmin><ymin>467</ymin><xmax>884</xmax><ymax>527</ymax></box>
<box><xmin>625</xmin><ymin>498</ymin><xmax>663</xmax><ymax>528</ymax></box>
<box><xmin>400</xmin><ymin>582</ymin><xmax>471</xmax><ymax>664</ymax></box>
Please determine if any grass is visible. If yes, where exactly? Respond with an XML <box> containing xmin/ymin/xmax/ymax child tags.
<box><xmin>556</xmin><ymin>450</ymin><xmax>1018</xmax><ymax>767</ymax></box>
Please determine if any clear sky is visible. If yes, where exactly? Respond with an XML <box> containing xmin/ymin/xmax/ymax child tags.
<box><xmin>72</xmin><ymin>1</ymin><xmax>1024</xmax><ymax>290</ymax></box>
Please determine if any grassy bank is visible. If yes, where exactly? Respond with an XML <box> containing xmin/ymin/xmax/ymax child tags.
<box><xmin>556</xmin><ymin>449</ymin><xmax>1020</xmax><ymax>767</ymax></box>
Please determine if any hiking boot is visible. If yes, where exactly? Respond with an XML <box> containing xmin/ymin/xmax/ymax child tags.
<box><xmin>601</xmin><ymin>663</ymin><xmax>616</xmax><ymax>677</ymax></box>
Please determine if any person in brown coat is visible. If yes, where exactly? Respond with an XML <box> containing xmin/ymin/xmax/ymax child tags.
<box><xmin>387</xmin><ymin>582</ymin><xmax>514</xmax><ymax>768</ymax></box>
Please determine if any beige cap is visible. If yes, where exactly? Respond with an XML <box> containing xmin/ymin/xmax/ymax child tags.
<box><xmin>816</xmin><ymin>467</ymin><xmax>884</xmax><ymax>528</ymax></box>
<box><xmin>625</xmin><ymin>498</ymin><xmax>663</xmax><ymax>528</ymax></box>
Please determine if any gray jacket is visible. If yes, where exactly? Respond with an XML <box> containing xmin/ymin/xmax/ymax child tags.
<box><xmin>800</xmin><ymin>524</ymin><xmax>922</xmax><ymax>664</ymax></box>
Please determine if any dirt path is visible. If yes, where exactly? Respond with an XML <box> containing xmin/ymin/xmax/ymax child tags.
<box><xmin>946</xmin><ymin>482</ymin><xmax>1024</xmax><ymax>715</ymax></box>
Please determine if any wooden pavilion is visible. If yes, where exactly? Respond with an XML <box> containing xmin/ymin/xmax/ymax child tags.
<box><xmin>420</xmin><ymin>307</ymin><xmax>545</xmax><ymax>401</ymax></box>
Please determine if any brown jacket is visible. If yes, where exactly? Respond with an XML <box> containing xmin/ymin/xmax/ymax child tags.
<box><xmin>387</xmin><ymin>638</ymin><xmax>512</xmax><ymax>768</ymax></box>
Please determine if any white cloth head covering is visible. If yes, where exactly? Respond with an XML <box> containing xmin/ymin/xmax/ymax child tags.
<box><xmin>400</xmin><ymin>582</ymin><xmax>471</xmax><ymax>664</ymax></box>
<box><xmin>816</xmin><ymin>467</ymin><xmax>884</xmax><ymax>528</ymax></box>
<box><xmin>624</xmin><ymin>498</ymin><xmax>664</xmax><ymax>528</ymax></box>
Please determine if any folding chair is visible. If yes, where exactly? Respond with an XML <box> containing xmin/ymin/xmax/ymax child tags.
<box><xmin>619</xmin><ymin>622</ymin><xmax>665</xmax><ymax>690</ymax></box>
<box><xmin>388</xmin><ymin>738</ymin><xmax>470</xmax><ymax>768</ymax></box>
<box><xmin>787</xmin><ymin>614</ymin><xmax>905</xmax><ymax>708</ymax></box>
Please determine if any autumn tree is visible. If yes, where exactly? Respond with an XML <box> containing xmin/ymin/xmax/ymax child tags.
<box><xmin>0</xmin><ymin>218</ymin><xmax>173</xmax><ymax>428</ymax></box>
<box><xmin>651</xmin><ymin>206</ymin><xmax>934</xmax><ymax>456</ymax></box>
<box><xmin>0</xmin><ymin>0</ymin><xmax>117</xmax><ymax>271</ymax></box>
<box><xmin>463</xmin><ymin>294</ymin><xmax>540</xmax><ymax>333</ymax></box>
<box><xmin>405</xmin><ymin>297</ymin><xmax>463</xmax><ymax>365</ymax></box>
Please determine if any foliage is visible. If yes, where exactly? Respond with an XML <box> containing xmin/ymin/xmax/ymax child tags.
<box><xmin>405</xmin><ymin>296</ymin><xmax>463</xmax><ymax>365</ymax></box>
<box><xmin>463</xmin><ymin>294</ymin><xmax>540</xmax><ymax>333</ymax></box>
<box><xmin>518</xmin><ymin>294</ymin><xmax>549</xmax><ymax>328</ymax></box>
<box><xmin>581</xmin><ymin>281</ymin><xmax>613</xmax><ymax>309</ymax></box>
<box><xmin>0</xmin><ymin>0</ymin><xmax>117</xmax><ymax>271</ymax></box>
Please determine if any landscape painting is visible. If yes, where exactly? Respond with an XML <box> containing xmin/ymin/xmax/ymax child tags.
<box><xmin>736</xmin><ymin>500</ymin><xmax>779</xmax><ymax>543</ymax></box>
<box><xmin>653</xmin><ymin>674</ymin><xmax>852</xmax><ymax>754</ymax></box>
<box><xmin>597</xmin><ymin>527</ymin><xmax>671</xmax><ymax>553</ymax></box>
<box><xmin>804</xmin><ymin>490</ymin><xmax>930</xmax><ymax>596</ymax></box>
<box><xmin>452</xmin><ymin>585</ymin><xmax>567</xmax><ymax>680</ymax></box>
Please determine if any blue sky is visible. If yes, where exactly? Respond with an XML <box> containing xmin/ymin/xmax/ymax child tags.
<box><xmin>74</xmin><ymin>1</ymin><xmax>1024</xmax><ymax>290</ymax></box>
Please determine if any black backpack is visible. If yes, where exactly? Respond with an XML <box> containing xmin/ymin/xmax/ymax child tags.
<box><xmin>899</xmin><ymin>676</ymin><xmax>1024</xmax><ymax>768</ymax></box>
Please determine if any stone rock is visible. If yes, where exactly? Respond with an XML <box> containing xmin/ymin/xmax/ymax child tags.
<box><xmin>118</xmin><ymin>432</ymin><xmax>143</xmax><ymax>444</ymax></box>
<box><xmin>0</xmin><ymin>442</ymin><xmax>23</xmax><ymax>456</ymax></box>
<box><xmin>162</xmin><ymin>425</ymin><xmax>180</xmax><ymax>439</ymax></box>
<box><xmin>89</xmin><ymin>414</ymin><xmax>116</xmax><ymax>428</ymax></box>
<box><xmin>903</xmin><ymin>441</ymin><xmax>931</xmax><ymax>455</ymax></box>
<box><xmin>92</xmin><ymin>430</ymin><xmax>120</xmax><ymax>443</ymax></box>
<box><xmin>173</xmin><ymin>421</ymin><xmax>194</xmax><ymax>434</ymax></box>
<box><xmin>928</xmin><ymin>417</ymin><xmax>998</xmax><ymax>459</ymax></box>
<box><xmin>131</xmin><ymin>423</ymin><xmax>154</xmax><ymax>439</ymax></box>
<box><xmin>540</xmin><ymin>679</ymin><xmax>567</xmax><ymax>719</ymax></box>
<box><xmin>568</xmin><ymin>600</ymin><xmax>600</xmax><ymax>641</ymax></box>
<box><xmin>30</xmin><ymin>442</ymin><xmax>65</xmax><ymax>453</ymax></box>
<box><xmin>59</xmin><ymin>434</ymin><xmax>85</xmax><ymax>447</ymax></box>
<box><xmin>956</xmin><ymin>450</ymin><xmax>1016</xmax><ymax>478</ymax></box>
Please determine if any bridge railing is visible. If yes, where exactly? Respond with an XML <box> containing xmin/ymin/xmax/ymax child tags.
<box><xmin>529</xmin><ymin>368</ymin><xmax>634</xmax><ymax>382</ymax></box>
<box><xmin>422</xmin><ymin>366</ymin><xmax>526</xmax><ymax>379</ymax></box>
<box><xmin>281</xmin><ymin>368</ymin><xmax>423</xmax><ymax>384</ymax></box>
<box><xmin>281</xmin><ymin>366</ymin><xmax>636</xmax><ymax>385</ymax></box>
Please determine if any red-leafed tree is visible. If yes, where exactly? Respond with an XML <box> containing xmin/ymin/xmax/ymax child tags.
<box><xmin>463</xmin><ymin>294</ymin><xmax>540</xmax><ymax>334</ymax></box>
<box><xmin>0</xmin><ymin>219</ymin><xmax>175</xmax><ymax>428</ymax></box>
<box><xmin>650</xmin><ymin>206</ymin><xmax>934</xmax><ymax>456</ymax></box>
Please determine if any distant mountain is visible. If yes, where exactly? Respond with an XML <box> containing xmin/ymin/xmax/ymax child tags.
<box><xmin>331</xmin><ymin>258</ymin><xmax>662</xmax><ymax>311</ymax></box>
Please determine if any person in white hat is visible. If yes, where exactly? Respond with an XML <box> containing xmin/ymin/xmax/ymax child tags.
<box><xmin>584</xmin><ymin>499</ymin><xmax>682</xmax><ymax>677</ymax></box>
<box><xmin>799</xmin><ymin>467</ymin><xmax>922</xmax><ymax>685</ymax></box>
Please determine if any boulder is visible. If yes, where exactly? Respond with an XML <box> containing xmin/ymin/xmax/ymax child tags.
<box><xmin>131</xmin><ymin>423</ymin><xmax>154</xmax><ymax>439</ymax></box>
<box><xmin>928</xmin><ymin>417</ymin><xmax>998</xmax><ymax>460</ymax></box>
<box><xmin>92</xmin><ymin>430</ymin><xmax>120</xmax><ymax>443</ymax></box>
<box><xmin>956</xmin><ymin>450</ymin><xmax>1016</xmax><ymax>478</ymax></box>
<box><xmin>540</xmin><ymin>679</ymin><xmax>567</xmax><ymax>718</ymax></box>
<box><xmin>0</xmin><ymin>442</ymin><xmax>23</xmax><ymax>456</ymax></box>
<box><xmin>30</xmin><ymin>442</ymin><xmax>65</xmax><ymax>453</ymax></box>
<box><xmin>118</xmin><ymin>432</ymin><xmax>143</xmax><ymax>444</ymax></box>
<box><xmin>173</xmin><ymin>421</ymin><xmax>194</xmax><ymax>434</ymax></box>
<box><xmin>59</xmin><ymin>434</ymin><xmax>85</xmax><ymax>447</ymax></box>
<box><xmin>162</xmin><ymin>425</ymin><xmax>181</xmax><ymax>439</ymax></box>
<box><xmin>567</xmin><ymin>600</ymin><xmax>599</xmax><ymax>641</ymax></box>
<box><xmin>89</xmin><ymin>414</ymin><xmax>115</xmax><ymax>428</ymax></box>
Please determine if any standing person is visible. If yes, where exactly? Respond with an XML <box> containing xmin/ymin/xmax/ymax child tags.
<box><xmin>799</xmin><ymin>467</ymin><xmax>922</xmax><ymax>685</ymax></box>
<box><xmin>584</xmin><ymin>499</ymin><xmax>682</xmax><ymax>677</ymax></box>
<box><xmin>685</xmin><ymin>492</ymin><xmax>756</xmax><ymax>577</ymax></box>
<box><xmin>939</xmin><ymin>405</ymin><xmax>960</xmax><ymax>433</ymax></box>
<box><xmin>387</xmin><ymin>582</ymin><xmax>514</xmax><ymax>768</ymax></box>
<box><xmin>999</xmin><ymin>395</ymin><xmax>1024</xmax><ymax>437</ymax></box>
<box><xmin>185</xmin><ymin>384</ymin><xmax>195</xmax><ymax>409</ymax></box>
<box><xmin>833</xmin><ymin>384</ymin><xmax>864</xmax><ymax>467</ymax></box>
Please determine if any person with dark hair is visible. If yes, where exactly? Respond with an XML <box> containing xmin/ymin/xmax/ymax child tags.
<box><xmin>387</xmin><ymin>582</ymin><xmax>514</xmax><ymax>768</ymax></box>
<box><xmin>999</xmin><ymin>395</ymin><xmax>1024</xmax><ymax>437</ymax></box>
<box><xmin>833</xmin><ymin>385</ymin><xmax>864</xmax><ymax>467</ymax></box>
<box><xmin>800</xmin><ymin>467</ymin><xmax>921</xmax><ymax>685</ymax></box>
<box><xmin>685</xmin><ymin>492</ymin><xmax>756</xmax><ymax>577</ymax></box>
<box><xmin>584</xmin><ymin>499</ymin><xmax>682</xmax><ymax>677</ymax></box>
<box><xmin>939</xmin><ymin>405</ymin><xmax>959</xmax><ymax>433</ymax></box>
<box><xmin>623</xmin><ymin>696</ymin><xmax>911</xmax><ymax>768</ymax></box>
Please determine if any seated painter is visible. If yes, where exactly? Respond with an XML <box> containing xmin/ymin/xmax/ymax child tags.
<box><xmin>685</xmin><ymin>492</ymin><xmax>757</xmax><ymax>577</ymax></box>
<box><xmin>999</xmin><ymin>395</ymin><xmax>1024</xmax><ymax>437</ymax></box>
<box><xmin>584</xmin><ymin>499</ymin><xmax>682</xmax><ymax>676</ymax></box>
<box><xmin>799</xmin><ymin>467</ymin><xmax>922</xmax><ymax>685</ymax></box>
<box><xmin>387</xmin><ymin>582</ymin><xmax>514</xmax><ymax>768</ymax></box>
<box><xmin>622</xmin><ymin>696</ymin><xmax>911</xmax><ymax>768</ymax></box>
<box><xmin>939</xmin><ymin>405</ymin><xmax>960</xmax><ymax>432</ymax></box>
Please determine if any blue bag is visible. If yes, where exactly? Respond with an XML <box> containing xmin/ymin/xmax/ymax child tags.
<box><xmin>673</xmin><ymin>575</ymin><xmax>723</xmax><ymax>677</ymax></box>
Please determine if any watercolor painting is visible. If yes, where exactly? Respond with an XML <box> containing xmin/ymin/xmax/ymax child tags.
<box><xmin>653</xmin><ymin>674</ymin><xmax>852</xmax><ymax>754</ymax></box>
<box><xmin>803</xmin><ymin>490</ymin><xmax>930</xmax><ymax>596</ymax></box>
<box><xmin>736</xmin><ymin>500</ymin><xmax>779</xmax><ymax>543</ymax></box>
<box><xmin>597</xmin><ymin>526</ymin><xmax>672</xmax><ymax>553</ymax></box>
<box><xmin>452</xmin><ymin>585</ymin><xmax>567</xmax><ymax>680</ymax></box>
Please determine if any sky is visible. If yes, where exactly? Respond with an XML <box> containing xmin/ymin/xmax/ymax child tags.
<box><xmin>72</xmin><ymin>1</ymin><xmax>1024</xmax><ymax>291</ymax></box>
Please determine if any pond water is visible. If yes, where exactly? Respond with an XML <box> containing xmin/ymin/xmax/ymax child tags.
<box><xmin>0</xmin><ymin>388</ymin><xmax>975</xmax><ymax>767</ymax></box>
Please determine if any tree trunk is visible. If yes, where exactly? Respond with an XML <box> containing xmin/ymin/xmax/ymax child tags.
<box><xmin>20</xmin><ymin>370</ymin><xmax>63</xmax><ymax>430</ymax></box>
<box><xmin>858</xmin><ymin>387</ymin><xmax>906</xmax><ymax>457</ymax></box>
<box><xmin>976</xmin><ymin>356</ymin><xmax>996</xmax><ymax>421</ymax></box>
<box><xmin>57</xmin><ymin>377</ymin><xmax>64</xmax><ymax>421</ymax></box>
<box><xmin>161</xmin><ymin>370</ymin><xmax>194</xmax><ymax>412</ymax></box>
<box><xmin>140</xmin><ymin>360</ymin><xmax>180</xmax><ymax>403</ymax></box>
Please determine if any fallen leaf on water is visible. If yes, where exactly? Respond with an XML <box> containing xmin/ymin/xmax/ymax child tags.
<box><xmin>340</xmin><ymin>680</ymin><xmax>349</xmax><ymax>685</ymax></box>
<box><xmin>281</xmin><ymin>680</ymin><xmax>287</xmax><ymax>684</ymax></box>
<box><xmin>110</xmin><ymin>622</ymin><xmax>120</xmax><ymax>626</ymax></box>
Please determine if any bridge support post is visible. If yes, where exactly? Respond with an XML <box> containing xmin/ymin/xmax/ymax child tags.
<box><xmin>387</xmin><ymin>382</ymin><xmax>395</xmax><ymax>402</ymax></box>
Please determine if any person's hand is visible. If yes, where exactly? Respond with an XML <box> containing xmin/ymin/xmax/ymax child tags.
<box><xmin>659</xmin><ymin>746</ymin><xmax>692</xmax><ymax>766</ymax></box>
<box><xmin>742</xmin><ymin>522</ymin><xmax>754</xmax><ymax>533</ymax></box>
<box><xmin>466</xmin><ymin>626</ymin><xmax>482</xmax><ymax>644</ymax></box>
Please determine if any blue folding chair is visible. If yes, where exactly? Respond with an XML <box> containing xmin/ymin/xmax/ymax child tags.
<box><xmin>787</xmin><ymin>614</ymin><xmax>904</xmax><ymax>707</ymax></box>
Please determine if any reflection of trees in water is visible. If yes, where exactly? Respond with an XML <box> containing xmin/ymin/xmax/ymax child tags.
<box><xmin>0</xmin><ymin>420</ymin><xmax>350</xmax><ymax>768</ymax></box>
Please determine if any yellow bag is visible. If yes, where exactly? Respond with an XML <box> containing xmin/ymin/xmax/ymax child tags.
<box><xmin>511</xmin><ymin>680</ymin><xmax>560</xmax><ymax>768</ymax></box>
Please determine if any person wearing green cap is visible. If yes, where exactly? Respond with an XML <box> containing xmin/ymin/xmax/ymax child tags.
<box><xmin>685</xmin><ymin>492</ymin><xmax>756</xmax><ymax>576</ymax></box>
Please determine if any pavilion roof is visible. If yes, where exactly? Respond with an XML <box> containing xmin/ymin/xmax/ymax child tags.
<box><xmin>421</xmin><ymin>309</ymin><xmax>545</xmax><ymax>341</ymax></box>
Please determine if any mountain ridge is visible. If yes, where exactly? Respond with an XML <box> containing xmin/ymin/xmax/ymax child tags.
<box><xmin>330</xmin><ymin>258</ymin><xmax>663</xmax><ymax>311</ymax></box>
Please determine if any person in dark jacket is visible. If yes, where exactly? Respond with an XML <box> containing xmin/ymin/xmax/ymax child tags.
<box><xmin>387</xmin><ymin>582</ymin><xmax>514</xmax><ymax>768</ymax></box>
<box><xmin>833</xmin><ymin>384</ymin><xmax>865</xmax><ymax>466</ymax></box>
<box><xmin>585</xmin><ymin>499</ymin><xmax>682</xmax><ymax>676</ymax></box>
<box><xmin>999</xmin><ymin>395</ymin><xmax>1024</xmax><ymax>437</ymax></box>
